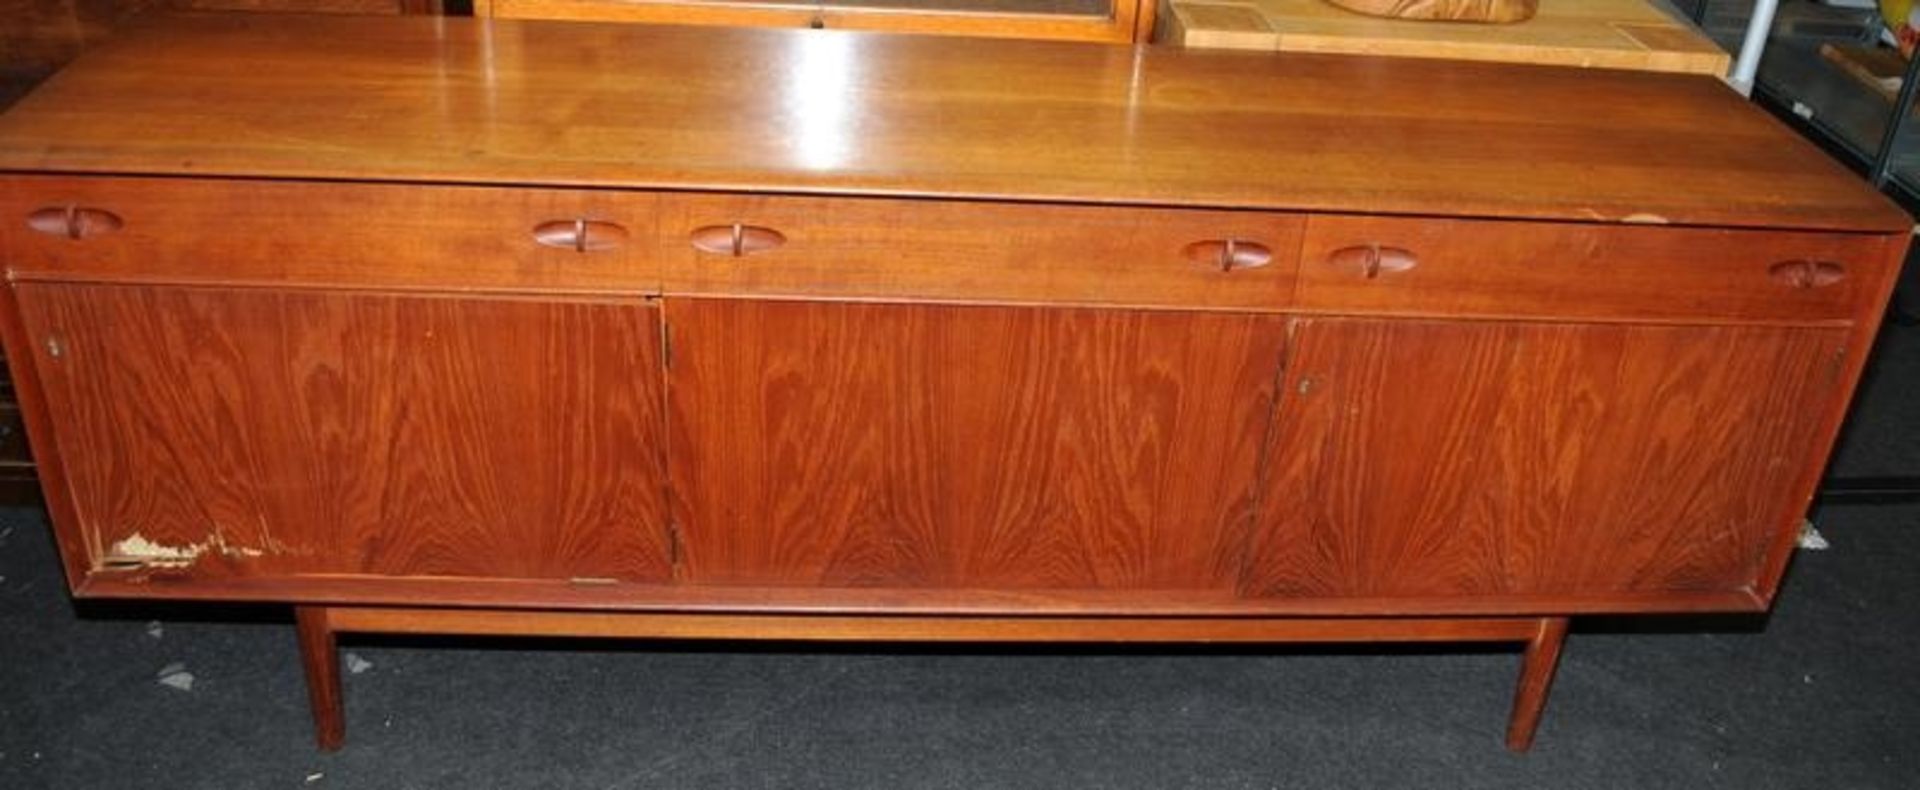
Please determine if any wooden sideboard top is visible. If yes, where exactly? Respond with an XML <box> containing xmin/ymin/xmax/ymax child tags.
<box><xmin>0</xmin><ymin>13</ymin><xmax>1904</xmax><ymax>233</ymax></box>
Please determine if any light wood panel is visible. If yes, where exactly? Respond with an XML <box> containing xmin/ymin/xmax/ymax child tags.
<box><xmin>1245</xmin><ymin>318</ymin><xmax>1849</xmax><ymax>600</ymax></box>
<box><xmin>1161</xmin><ymin>0</ymin><xmax>1730</xmax><ymax>77</ymax></box>
<box><xmin>1321</xmin><ymin>0</ymin><xmax>1535</xmax><ymax>24</ymax></box>
<box><xmin>15</xmin><ymin>284</ymin><xmax>674</xmax><ymax>583</ymax></box>
<box><xmin>0</xmin><ymin>15</ymin><xmax>1898</xmax><ymax>233</ymax></box>
<box><xmin>666</xmin><ymin>298</ymin><xmax>1285</xmax><ymax>589</ymax></box>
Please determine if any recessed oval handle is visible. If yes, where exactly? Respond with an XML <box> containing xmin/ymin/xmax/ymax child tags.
<box><xmin>691</xmin><ymin>223</ymin><xmax>786</xmax><ymax>257</ymax></box>
<box><xmin>26</xmin><ymin>206</ymin><xmax>123</xmax><ymax>240</ymax></box>
<box><xmin>1768</xmin><ymin>260</ymin><xmax>1846</xmax><ymax>289</ymax></box>
<box><xmin>532</xmin><ymin>219</ymin><xmax>628</xmax><ymax>253</ymax></box>
<box><xmin>1327</xmin><ymin>244</ymin><xmax>1418</xmax><ymax>279</ymax></box>
<box><xmin>1182</xmin><ymin>239</ymin><xmax>1273</xmax><ymax>272</ymax></box>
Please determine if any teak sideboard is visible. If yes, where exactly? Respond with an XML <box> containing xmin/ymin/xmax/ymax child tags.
<box><xmin>0</xmin><ymin>14</ymin><xmax>1908</xmax><ymax>752</ymax></box>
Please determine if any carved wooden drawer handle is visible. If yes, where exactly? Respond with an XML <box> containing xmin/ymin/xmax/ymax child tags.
<box><xmin>1182</xmin><ymin>239</ymin><xmax>1273</xmax><ymax>272</ymax></box>
<box><xmin>1327</xmin><ymin>245</ymin><xmax>1419</xmax><ymax>279</ymax></box>
<box><xmin>26</xmin><ymin>205</ymin><xmax>123</xmax><ymax>240</ymax></box>
<box><xmin>691</xmin><ymin>223</ymin><xmax>786</xmax><ymax>257</ymax></box>
<box><xmin>1768</xmin><ymin>260</ymin><xmax>1846</xmax><ymax>289</ymax></box>
<box><xmin>532</xmin><ymin>219</ymin><xmax>628</xmax><ymax>253</ymax></box>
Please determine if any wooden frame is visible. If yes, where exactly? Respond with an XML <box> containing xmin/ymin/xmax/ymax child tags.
<box><xmin>295</xmin><ymin>606</ymin><xmax>1570</xmax><ymax>751</ymax></box>
<box><xmin>477</xmin><ymin>0</ymin><xmax>1157</xmax><ymax>44</ymax></box>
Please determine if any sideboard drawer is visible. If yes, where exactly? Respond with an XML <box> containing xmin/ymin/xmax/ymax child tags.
<box><xmin>1296</xmin><ymin>216</ymin><xmax>1882</xmax><ymax>323</ymax></box>
<box><xmin>658</xmin><ymin>194</ymin><xmax>1303</xmax><ymax>309</ymax></box>
<box><xmin>0</xmin><ymin>176</ymin><xmax>659</xmax><ymax>292</ymax></box>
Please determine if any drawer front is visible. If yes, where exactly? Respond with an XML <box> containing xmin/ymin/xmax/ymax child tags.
<box><xmin>658</xmin><ymin>194</ymin><xmax>1303</xmax><ymax>310</ymax></box>
<box><xmin>1296</xmin><ymin>216</ymin><xmax>1882</xmax><ymax>323</ymax></box>
<box><xmin>0</xmin><ymin>176</ymin><xmax>658</xmax><ymax>292</ymax></box>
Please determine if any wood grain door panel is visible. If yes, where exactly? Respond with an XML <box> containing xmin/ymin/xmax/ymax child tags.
<box><xmin>1246</xmin><ymin>317</ymin><xmax>1847</xmax><ymax>600</ymax></box>
<box><xmin>16</xmin><ymin>283</ymin><xmax>673</xmax><ymax>584</ymax></box>
<box><xmin>666</xmin><ymin>298</ymin><xmax>1286</xmax><ymax>589</ymax></box>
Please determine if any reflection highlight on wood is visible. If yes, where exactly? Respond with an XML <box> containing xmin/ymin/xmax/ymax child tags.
<box><xmin>0</xmin><ymin>15</ymin><xmax>1891</xmax><ymax>232</ymax></box>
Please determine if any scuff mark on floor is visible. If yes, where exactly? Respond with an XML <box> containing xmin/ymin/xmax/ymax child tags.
<box><xmin>156</xmin><ymin>662</ymin><xmax>194</xmax><ymax>692</ymax></box>
<box><xmin>1799</xmin><ymin>521</ymin><xmax>1831</xmax><ymax>551</ymax></box>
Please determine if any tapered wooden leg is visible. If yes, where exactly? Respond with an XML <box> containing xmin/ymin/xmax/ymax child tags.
<box><xmin>1505</xmin><ymin>616</ymin><xmax>1569</xmax><ymax>752</ymax></box>
<box><xmin>295</xmin><ymin>606</ymin><xmax>345</xmax><ymax>751</ymax></box>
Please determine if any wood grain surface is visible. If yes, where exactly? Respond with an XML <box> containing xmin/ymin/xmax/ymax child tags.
<box><xmin>658</xmin><ymin>193</ymin><xmax>1302</xmax><ymax>309</ymax></box>
<box><xmin>15</xmin><ymin>283</ymin><xmax>674</xmax><ymax>582</ymax></box>
<box><xmin>74</xmin><ymin>565</ymin><xmax>1770</xmax><ymax>614</ymax></box>
<box><xmin>0</xmin><ymin>14</ymin><xmax>1899</xmax><ymax>232</ymax></box>
<box><xmin>1505</xmin><ymin>615</ymin><xmax>1568</xmax><ymax>751</ymax></box>
<box><xmin>1295</xmin><ymin>216</ymin><xmax>1884</xmax><ymax>324</ymax></box>
<box><xmin>666</xmin><ymin>298</ymin><xmax>1285</xmax><ymax>589</ymax></box>
<box><xmin>0</xmin><ymin>176</ymin><xmax>662</xmax><ymax>292</ymax></box>
<box><xmin>324</xmin><ymin>606</ymin><xmax>1547</xmax><ymax>642</ymax></box>
<box><xmin>1</xmin><ymin>0</ymin><xmax>416</xmax><ymax>108</ymax></box>
<box><xmin>0</xmin><ymin>282</ymin><xmax>92</xmax><ymax>586</ymax></box>
<box><xmin>1246</xmin><ymin>317</ymin><xmax>1848</xmax><ymax>600</ymax></box>
<box><xmin>1322</xmin><ymin>0</ymin><xmax>1536</xmax><ymax>23</ymax></box>
<box><xmin>484</xmin><ymin>0</ymin><xmax>1152</xmax><ymax>43</ymax></box>
<box><xmin>295</xmin><ymin>606</ymin><xmax>346</xmax><ymax>751</ymax></box>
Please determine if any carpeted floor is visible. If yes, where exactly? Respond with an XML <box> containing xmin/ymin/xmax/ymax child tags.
<box><xmin>0</xmin><ymin>329</ymin><xmax>1916</xmax><ymax>790</ymax></box>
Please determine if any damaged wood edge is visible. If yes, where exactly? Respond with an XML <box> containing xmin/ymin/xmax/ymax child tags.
<box><xmin>95</xmin><ymin>531</ymin><xmax>267</xmax><ymax>572</ymax></box>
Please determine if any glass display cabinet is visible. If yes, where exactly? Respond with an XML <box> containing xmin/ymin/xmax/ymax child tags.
<box><xmin>477</xmin><ymin>0</ymin><xmax>1156</xmax><ymax>42</ymax></box>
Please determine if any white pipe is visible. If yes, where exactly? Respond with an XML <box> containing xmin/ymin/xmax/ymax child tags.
<box><xmin>1729</xmin><ymin>0</ymin><xmax>1781</xmax><ymax>97</ymax></box>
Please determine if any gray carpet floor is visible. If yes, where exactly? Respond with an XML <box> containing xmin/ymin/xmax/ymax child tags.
<box><xmin>2</xmin><ymin>323</ymin><xmax>1917</xmax><ymax>789</ymax></box>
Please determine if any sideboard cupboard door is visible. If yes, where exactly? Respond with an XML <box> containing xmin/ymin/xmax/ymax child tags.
<box><xmin>665</xmin><ymin>298</ymin><xmax>1287</xmax><ymax>590</ymax></box>
<box><xmin>16</xmin><ymin>283</ymin><xmax>674</xmax><ymax>588</ymax></box>
<box><xmin>1246</xmin><ymin>318</ymin><xmax>1848</xmax><ymax>603</ymax></box>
